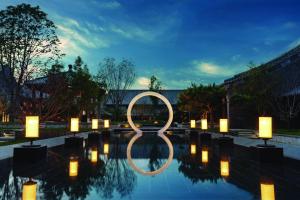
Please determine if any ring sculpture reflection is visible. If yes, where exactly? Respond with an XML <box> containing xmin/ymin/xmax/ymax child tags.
<box><xmin>126</xmin><ymin>91</ymin><xmax>174</xmax><ymax>176</ymax></box>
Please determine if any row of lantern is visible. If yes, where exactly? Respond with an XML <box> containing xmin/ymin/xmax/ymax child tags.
<box><xmin>190</xmin><ymin>117</ymin><xmax>273</xmax><ymax>139</ymax></box>
<box><xmin>1</xmin><ymin>112</ymin><xmax>9</xmax><ymax>123</ymax></box>
<box><xmin>25</xmin><ymin>116</ymin><xmax>111</xmax><ymax>139</ymax></box>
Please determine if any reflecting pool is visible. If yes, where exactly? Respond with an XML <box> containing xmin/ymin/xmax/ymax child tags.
<box><xmin>0</xmin><ymin>132</ymin><xmax>300</xmax><ymax>199</ymax></box>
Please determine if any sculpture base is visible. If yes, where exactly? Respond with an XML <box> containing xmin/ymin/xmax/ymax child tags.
<box><xmin>64</xmin><ymin>137</ymin><xmax>84</xmax><ymax>148</ymax></box>
<box><xmin>101</xmin><ymin>130</ymin><xmax>111</xmax><ymax>135</ymax></box>
<box><xmin>13</xmin><ymin>145</ymin><xmax>47</xmax><ymax>163</ymax></box>
<box><xmin>88</xmin><ymin>133</ymin><xmax>100</xmax><ymax>145</ymax></box>
<box><xmin>251</xmin><ymin>145</ymin><xmax>283</xmax><ymax>163</ymax></box>
<box><xmin>218</xmin><ymin>136</ymin><xmax>234</xmax><ymax>147</ymax></box>
<box><xmin>200</xmin><ymin>133</ymin><xmax>211</xmax><ymax>141</ymax></box>
<box><xmin>190</xmin><ymin>129</ymin><xmax>199</xmax><ymax>136</ymax></box>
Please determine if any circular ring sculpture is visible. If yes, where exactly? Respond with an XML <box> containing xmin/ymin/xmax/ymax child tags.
<box><xmin>126</xmin><ymin>91</ymin><xmax>174</xmax><ymax>176</ymax></box>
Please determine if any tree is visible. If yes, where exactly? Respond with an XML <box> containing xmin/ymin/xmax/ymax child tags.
<box><xmin>272</xmin><ymin>69</ymin><xmax>300</xmax><ymax>128</ymax></box>
<box><xmin>96</xmin><ymin>57</ymin><xmax>136</xmax><ymax>119</ymax></box>
<box><xmin>148</xmin><ymin>75</ymin><xmax>162</xmax><ymax>120</ymax></box>
<box><xmin>178</xmin><ymin>84</ymin><xmax>225</xmax><ymax>125</ymax></box>
<box><xmin>0</xmin><ymin>4</ymin><xmax>62</xmax><ymax>120</ymax></box>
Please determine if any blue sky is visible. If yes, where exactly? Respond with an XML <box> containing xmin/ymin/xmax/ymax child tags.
<box><xmin>1</xmin><ymin>0</ymin><xmax>300</xmax><ymax>89</ymax></box>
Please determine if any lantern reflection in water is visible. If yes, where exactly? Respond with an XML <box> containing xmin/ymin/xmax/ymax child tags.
<box><xmin>69</xmin><ymin>158</ymin><xmax>78</xmax><ymax>177</ymax></box>
<box><xmin>202</xmin><ymin>150</ymin><xmax>208</xmax><ymax>164</ymax></box>
<box><xmin>104</xmin><ymin>143</ymin><xmax>109</xmax><ymax>154</ymax></box>
<box><xmin>260</xmin><ymin>182</ymin><xmax>275</xmax><ymax>200</ymax></box>
<box><xmin>190</xmin><ymin>144</ymin><xmax>196</xmax><ymax>155</ymax></box>
<box><xmin>22</xmin><ymin>180</ymin><xmax>37</xmax><ymax>200</ymax></box>
<box><xmin>220</xmin><ymin>159</ymin><xmax>230</xmax><ymax>177</ymax></box>
<box><xmin>91</xmin><ymin>149</ymin><xmax>98</xmax><ymax>163</ymax></box>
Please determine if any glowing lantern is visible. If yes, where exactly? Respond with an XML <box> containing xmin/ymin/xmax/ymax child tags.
<box><xmin>70</xmin><ymin>118</ymin><xmax>79</xmax><ymax>132</ymax></box>
<box><xmin>190</xmin><ymin>120</ymin><xmax>196</xmax><ymax>129</ymax></box>
<box><xmin>104</xmin><ymin>119</ymin><xmax>110</xmax><ymax>129</ymax></box>
<box><xmin>25</xmin><ymin>116</ymin><xmax>39</xmax><ymax>138</ymax></box>
<box><xmin>220</xmin><ymin>160</ymin><xmax>230</xmax><ymax>177</ymax></box>
<box><xmin>104</xmin><ymin>143</ymin><xmax>109</xmax><ymax>154</ymax></box>
<box><xmin>220</xmin><ymin>119</ymin><xmax>228</xmax><ymax>133</ymax></box>
<box><xmin>22</xmin><ymin>180</ymin><xmax>37</xmax><ymax>200</ymax></box>
<box><xmin>259</xmin><ymin>117</ymin><xmax>272</xmax><ymax>139</ymax></box>
<box><xmin>69</xmin><ymin>158</ymin><xmax>78</xmax><ymax>177</ymax></box>
<box><xmin>201</xmin><ymin>119</ymin><xmax>208</xmax><ymax>130</ymax></box>
<box><xmin>202</xmin><ymin>150</ymin><xmax>208</xmax><ymax>163</ymax></box>
<box><xmin>92</xmin><ymin>119</ymin><xmax>98</xmax><ymax>130</ymax></box>
<box><xmin>190</xmin><ymin>144</ymin><xmax>196</xmax><ymax>155</ymax></box>
<box><xmin>91</xmin><ymin>149</ymin><xmax>98</xmax><ymax>163</ymax></box>
<box><xmin>260</xmin><ymin>182</ymin><xmax>275</xmax><ymax>200</ymax></box>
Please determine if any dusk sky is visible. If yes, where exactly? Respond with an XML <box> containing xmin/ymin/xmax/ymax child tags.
<box><xmin>1</xmin><ymin>0</ymin><xmax>300</xmax><ymax>89</ymax></box>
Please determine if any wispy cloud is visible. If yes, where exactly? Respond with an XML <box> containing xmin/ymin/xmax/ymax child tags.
<box><xmin>287</xmin><ymin>37</ymin><xmax>300</xmax><ymax>49</ymax></box>
<box><xmin>191</xmin><ymin>60</ymin><xmax>235</xmax><ymax>77</ymax></box>
<box><xmin>92</xmin><ymin>0</ymin><xmax>121</xmax><ymax>9</ymax></box>
<box><xmin>135</xmin><ymin>76</ymin><xmax>150</xmax><ymax>89</ymax></box>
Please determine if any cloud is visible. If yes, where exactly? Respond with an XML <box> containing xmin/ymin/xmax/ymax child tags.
<box><xmin>192</xmin><ymin>60</ymin><xmax>234</xmax><ymax>76</ymax></box>
<box><xmin>135</xmin><ymin>77</ymin><xmax>150</xmax><ymax>88</ymax></box>
<box><xmin>93</xmin><ymin>0</ymin><xmax>121</xmax><ymax>9</ymax></box>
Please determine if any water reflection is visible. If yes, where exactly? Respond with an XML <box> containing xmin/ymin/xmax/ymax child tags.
<box><xmin>260</xmin><ymin>181</ymin><xmax>275</xmax><ymax>200</ymax></box>
<box><xmin>69</xmin><ymin>157</ymin><xmax>79</xmax><ymax>177</ymax></box>
<box><xmin>22</xmin><ymin>179</ymin><xmax>37</xmax><ymax>200</ymax></box>
<box><xmin>0</xmin><ymin>134</ymin><xmax>299</xmax><ymax>199</ymax></box>
<box><xmin>201</xmin><ymin>149</ymin><xmax>208</xmax><ymax>164</ymax></box>
<box><xmin>220</xmin><ymin>159</ymin><xmax>230</xmax><ymax>178</ymax></box>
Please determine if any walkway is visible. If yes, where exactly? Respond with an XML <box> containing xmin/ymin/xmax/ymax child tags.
<box><xmin>210</xmin><ymin>132</ymin><xmax>300</xmax><ymax>160</ymax></box>
<box><xmin>0</xmin><ymin>132</ymin><xmax>90</xmax><ymax>160</ymax></box>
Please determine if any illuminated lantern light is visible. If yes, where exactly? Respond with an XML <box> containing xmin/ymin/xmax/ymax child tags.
<box><xmin>25</xmin><ymin>116</ymin><xmax>39</xmax><ymax>138</ymax></box>
<box><xmin>190</xmin><ymin>144</ymin><xmax>196</xmax><ymax>155</ymax></box>
<box><xmin>190</xmin><ymin>120</ymin><xmax>196</xmax><ymax>129</ymax></box>
<box><xmin>259</xmin><ymin>117</ymin><xmax>272</xmax><ymax>139</ymax></box>
<box><xmin>201</xmin><ymin>119</ymin><xmax>208</xmax><ymax>130</ymax></box>
<box><xmin>70</xmin><ymin>118</ymin><xmax>79</xmax><ymax>132</ymax></box>
<box><xmin>91</xmin><ymin>149</ymin><xmax>98</xmax><ymax>163</ymax></box>
<box><xmin>104</xmin><ymin>143</ymin><xmax>109</xmax><ymax>154</ymax></box>
<box><xmin>202</xmin><ymin>150</ymin><xmax>208</xmax><ymax>163</ymax></box>
<box><xmin>92</xmin><ymin>119</ymin><xmax>98</xmax><ymax>130</ymax></box>
<box><xmin>260</xmin><ymin>182</ymin><xmax>275</xmax><ymax>200</ymax></box>
<box><xmin>220</xmin><ymin>160</ymin><xmax>230</xmax><ymax>177</ymax></box>
<box><xmin>220</xmin><ymin>119</ymin><xmax>228</xmax><ymax>133</ymax></box>
<box><xmin>104</xmin><ymin>119</ymin><xmax>110</xmax><ymax>129</ymax></box>
<box><xmin>69</xmin><ymin>158</ymin><xmax>78</xmax><ymax>177</ymax></box>
<box><xmin>22</xmin><ymin>180</ymin><xmax>37</xmax><ymax>200</ymax></box>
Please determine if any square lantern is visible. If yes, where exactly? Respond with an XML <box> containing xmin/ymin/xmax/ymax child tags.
<box><xmin>259</xmin><ymin>117</ymin><xmax>272</xmax><ymax>139</ymax></box>
<box><xmin>22</xmin><ymin>180</ymin><xmax>37</xmax><ymax>200</ymax></box>
<box><xmin>92</xmin><ymin>119</ymin><xmax>98</xmax><ymax>130</ymax></box>
<box><xmin>190</xmin><ymin>120</ymin><xmax>196</xmax><ymax>129</ymax></box>
<box><xmin>70</xmin><ymin>118</ymin><xmax>79</xmax><ymax>133</ymax></box>
<box><xmin>202</xmin><ymin>150</ymin><xmax>208</xmax><ymax>164</ymax></box>
<box><xmin>260</xmin><ymin>182</ymin><xmax>275</xmax><ymax>200</ymax></box>
<box><xmin>201</xmin><ymin>119</ymin><xmax>208</xmax><ymax>130</ymax></box>
<box><xmin>104</xmin><ymin>143</ymin><xmax>109</xmax><ymax>154</ymax></box>
<box><xmin>69</xmin><ymin>159</ymin><xmax>78</xmax><ymax>177</ymax></box>
<box><xmin>220</xmin><ymin>119</ymin><xmax>228</xmax><ymax>133</ymax></box>
<box><xmin>25</xmin><ymin>116</ymin><xmax>39</xmax><ymax>139</ymax></box>
<box><xmin>220</xmin><ymin>160</ymin><xmax>230</xmax><ymax>177</ymax></box>
<box><xmin>191</xmin><ymin>144</ymin><xmax>196</xmax><ymax>155</ymax></box>
<box><xmin>104</xmin><ymin>119</ymin><xmax>110</xmax><ymax>129</ymax></box>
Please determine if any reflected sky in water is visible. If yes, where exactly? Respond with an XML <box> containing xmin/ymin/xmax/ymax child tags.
<box><xmin>0</xmin><ymin>133</ymin><xmax>300</xmax><ymax>199</ymax></box>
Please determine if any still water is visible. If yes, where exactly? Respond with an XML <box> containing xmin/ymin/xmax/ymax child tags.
<box><xmin>0</xmin><ymin>132</ymin><xmax>300</xmax><ymax>199</ymax></box>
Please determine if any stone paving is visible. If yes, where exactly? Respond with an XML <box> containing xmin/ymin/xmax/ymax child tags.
<box><xmin>0</xmin><ymin>132</ymin><xmax>90</xmax><ymax>160</ymax></box>
<box><xmin>210</xmin><ymin>132</ymin><xmax>300</xmax><ymax>160</ymax></box>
